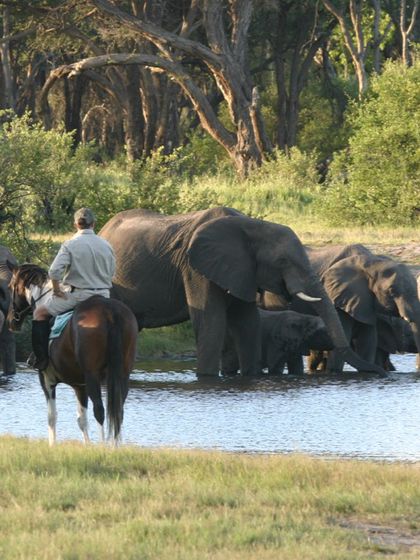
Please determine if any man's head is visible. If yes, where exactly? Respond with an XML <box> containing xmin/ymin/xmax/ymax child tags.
<box><xmin>74</xmin><ymin>208</ymin><xmax>95</xmax><ymax>230</ymax></box>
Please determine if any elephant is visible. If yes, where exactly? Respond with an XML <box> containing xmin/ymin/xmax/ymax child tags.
<box><xmin>0</xmin><ymin>245</ymin><xmax>17</xmax><ymax>375</ymax></box>
<box><xmin>99</xmin><ymin>207</ymin><xmax>384</xmax><ymax>377</ymax></box>
<box><xmin>221</xmin><ymin>308</ymin><xmax>334</xmax><ymax>376</ymax></box>
<box><xmin>375</xmin><ymin>314</ymin><xmax>417</xmax><ymax>371</ymax></box>
<box><xmin>260</xmin><ymin>244</ymin><xmax>420</xmax><ymax>373</ymax></box>
<box><xmin>307</xmin><ymin>314</ymin><xmax>417</xmax><ymax>373</ymax></box>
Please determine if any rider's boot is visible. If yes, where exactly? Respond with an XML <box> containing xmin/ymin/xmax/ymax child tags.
<box><xmin>31</xmin><ymin>320</ymin><xmax>51</xmax><ymax>370</ymax></box>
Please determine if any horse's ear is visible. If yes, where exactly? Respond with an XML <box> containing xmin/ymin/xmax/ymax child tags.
<box><xmin>6</xmin><ymin>260</ymin><xmax>17</xmax><ymax>273</ymax></box>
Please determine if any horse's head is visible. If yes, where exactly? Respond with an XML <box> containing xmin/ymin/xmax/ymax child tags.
<box><xmin>7</xmin><ymin>262</ymin><xmax>48</xmax><ymax>331</ymax></box>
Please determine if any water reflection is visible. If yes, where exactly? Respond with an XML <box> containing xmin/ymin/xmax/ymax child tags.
<box><xmin>0</xmin><ymin>354</ymin><xmax>419</xmax><ymax>461</ymax></box>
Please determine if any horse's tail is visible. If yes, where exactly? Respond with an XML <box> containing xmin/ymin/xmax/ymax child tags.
<box><xmin>106</xmin><ymin>310</ymin><xmax>127</xmax><ymax>441</ymax></box>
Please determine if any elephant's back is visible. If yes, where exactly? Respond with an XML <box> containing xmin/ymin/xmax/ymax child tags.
<box><xmin>100</xmin><ymin>206</ymin><xmax>242</xmax><ymax>237</ymax></box>
<box><xmin>307</xmin><ymin>243</ymin><xmax>372</xmax><ymax>275</ymax></box>
<box><xmin>99</xmin><ymin>206</ymin><xmax>243</xmax><ymax>262</ymax></box>
<box><xmin>99</xmin><ymin>207</ymin><xmax>242</xmax><ymax>325</ymax></box>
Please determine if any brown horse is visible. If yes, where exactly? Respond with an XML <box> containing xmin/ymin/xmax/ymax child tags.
<box><xmin>8</xmin><ymin>262</ymin><xmax>138</xmax><ymax>445</ymax></box>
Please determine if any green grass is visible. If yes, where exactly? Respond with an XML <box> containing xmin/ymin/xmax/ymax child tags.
<box><xmin>138</xmin><ymin>322</ymin><xmax>196</xmax><ymax>358</ymax></box>
<box><xmin>0</xmin><ymin>437</ymin><xmax>418</xmax><ymax>559</ymax></box>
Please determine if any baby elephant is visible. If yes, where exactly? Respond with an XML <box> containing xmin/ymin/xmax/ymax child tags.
<box><xmin>221</xmin><ymin>309</ymin><xmax>334</xmax><ymax>376</ymax></box>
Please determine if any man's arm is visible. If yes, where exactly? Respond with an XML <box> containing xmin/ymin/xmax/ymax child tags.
<box><xmin>51</xmin><ymin>278</ymin><xmax>67</xmax><ymax>299</ymax></box>
<box><xmin>49</xmin><ymin>244</ymin><xmax>70</xmax><ymax>299</ymax></box>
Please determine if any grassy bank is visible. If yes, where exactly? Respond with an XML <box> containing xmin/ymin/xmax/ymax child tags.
<box><xmin>0</xmin><ymin>437</ymin><xmax>418</xmax><ymax>559</ymax></box>
<box><xmin>138</xmin><ymin>322</ymin><xmax>196</xmax><ymax>359</ymax></box>
<box><xmin>31</xmin><ymin>223</ymin><xmax>420</xmax><ymax>248</ymax></box>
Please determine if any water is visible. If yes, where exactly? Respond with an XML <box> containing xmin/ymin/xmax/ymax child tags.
<box><xmin>1</xmin><ymin>354</ymin><xmax>419</xmax><ymax>461</ymax></box>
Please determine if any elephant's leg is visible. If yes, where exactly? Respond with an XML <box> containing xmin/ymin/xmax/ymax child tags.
<box><xmin>326</xmin><ymin>309</ymin><xmax>354</xmax><ymax>373</ymax></box>
<box><xmin>186</xmin><ymin>279</ymin><xmax>227</xmax><ymax>376</ymax></box>
<box><xmin>417</xmin><ymin>354</ymin><xmax>420</xmax><ymax>371</ymax></box>
<box><xmin>220</xmin><ymin>330</ymin><xmax>240</xmax><ymax>375</ymax></box>
<box><xmin>0</xmin><ymin>329</ymin><xmax>16</xmax><ymax>375</ymax></box>
<box><xmin>353</xmin><ymin>322</ymin><xmax>377</xmax><ymax>364</ymax></box>
<box><xmin>227</xmin><ymin>300</ymin><xmax>261</xmax><ymax>376</ymax></box>
<box><xmin>375</xmin><ymin>348</ymin><xmax>396</xmax><ymax>371</ymax></box>
<box><xmin>265</xmin><ymin>345</ymin><xmax>286</xmax><ymax>375</ymax></box>
<box><xmin>286</xmin><ymin>354</ymin><xmax>305</xmax><ymax>376</ymax></box>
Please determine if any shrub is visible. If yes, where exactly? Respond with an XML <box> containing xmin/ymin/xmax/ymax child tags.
<box><xmin>178</xmin><ymin>148</ymin><xmax>319</xmax><ymax>221</ymax></box>
<box><xmin>320</xmin><ymin>59</ymin><xmax>420</xmax><ymax>226</ymax></box>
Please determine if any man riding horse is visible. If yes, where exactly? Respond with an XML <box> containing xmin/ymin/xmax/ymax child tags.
<box><xmin>31</xmin><ymin>207</ymin><xmax>116</xmax><ymax>370</ymax></box>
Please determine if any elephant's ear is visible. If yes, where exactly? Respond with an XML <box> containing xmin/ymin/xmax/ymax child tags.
<box><xmin>187</xmin><ymin>216</ymin><xmax>256</xmax><ymax>302</ymax></box>
<box><xmin>322</xmin><ymin>256</ymin><xmax>376</xmax><ymax>325</ymax></box>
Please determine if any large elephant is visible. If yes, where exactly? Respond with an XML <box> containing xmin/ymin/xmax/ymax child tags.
<box><xmin>100</xmin><ymin>208</ymin><xmax>383</xmax><ymax>376</ymax></box>
<box><xmin>0</xmin><ymin>245</ymin><xmax>17</xmax><ymax>375</ymax></box>
<box><xmin>221</xmin><ymin>309</ymin><xmax>334</xmax><ymax>375</ymax></box>
<box><xmin>261</xmin><ymin>244</ymin><xmax>420</xmax><ymax>372</ymax></box>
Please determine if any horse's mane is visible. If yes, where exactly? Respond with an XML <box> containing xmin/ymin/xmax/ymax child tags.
<box><xmin>16</xmin><ymin>263</ymin><xmax>48</xmax><ymax>288</ymax></box>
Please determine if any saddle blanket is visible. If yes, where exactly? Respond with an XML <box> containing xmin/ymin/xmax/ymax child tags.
<box><xmin>50</xmin><ymin>310</ymin><xmax>74</xmax><ymax>340</ymax></box>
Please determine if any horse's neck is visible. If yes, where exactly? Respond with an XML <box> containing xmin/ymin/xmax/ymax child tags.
<box><xmin>28</xmin><ymin>280</ymin><xmax>53</xmax><ymax>307</ymax></box>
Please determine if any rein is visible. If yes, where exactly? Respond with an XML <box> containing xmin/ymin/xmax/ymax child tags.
<box><xmin>12</xmin><ymin>286</ymin><xmax>53</xmax><ymax>322</ymax></box>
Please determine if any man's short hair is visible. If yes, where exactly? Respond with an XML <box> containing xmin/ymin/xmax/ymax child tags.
<box><xmin>74</xmin><ymin>207</ymin><xmax>95</xmax><ymax>228</ymax></box>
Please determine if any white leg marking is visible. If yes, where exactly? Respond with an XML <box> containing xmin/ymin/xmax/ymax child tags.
<box><xmin>47</xmin><ymin>387</ymin><xmax>57</xmax><ymax>446</ymax></box>
<box><xmin>47</xmin><ymin>398</ymin><xmax>57</xmax><ymax>446</ymax></box>
<box><xmin>77</xmin><ymin>403</ymin><xmax>90</xmax><ymax>444</ymax></box>
<box><xmin>43</xmin><ymin>376</ymin><xmax>57</xmax><ymax>447</ymax></box>
<box><xmin>98</xmin><ymin>422</ymin><xmax>105</xmax><ymax>444</ymax></box>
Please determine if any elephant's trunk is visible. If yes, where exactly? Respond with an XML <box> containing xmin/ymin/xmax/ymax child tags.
<box><xmin>0</xmin><ymin>310</ymin><xmax>4</xmax><ymax>333</ymax></box>
<box><xmin>395</xmin><ymin>297</ymin><xmax>420</xmax><ymax>357</ymax></box>
<box><xmin>305</xmin><ymin>276</ymin><xmax>385</xmax><ymax>375</ymax></box>
<box><xmin>410</xmin><ymin>322</ymin><xmax>420</xmax><ymax>361</ymax></box>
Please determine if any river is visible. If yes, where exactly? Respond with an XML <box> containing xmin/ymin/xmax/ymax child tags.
<box><xmin>1</xmin><ymin>354</ymin><xmax>419</xmax><ymax>461</ymax></box>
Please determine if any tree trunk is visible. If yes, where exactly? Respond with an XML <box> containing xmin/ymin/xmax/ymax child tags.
<box><xmin>400</xmin><ymin>0</ymin><xmax>418</xmax><ymax>67</ymax></box>
<box><xmin>64</xmin><ymin>74</ymin><xmax>86</xmax><ymax>146</ymax></box>
<box><xmin>322</xmin><ymin>0</ymin><xmax>368</xmax><ymax>97</ymax></box>
<box><xmin>0</xmin><ymin>7</ymin><xmax>15</xmax><ymax>110</ymax></box>
<box><xmin>124</xmin><ymin>64</ymin><xmax>144</xmax><ymax>161</ymax></box>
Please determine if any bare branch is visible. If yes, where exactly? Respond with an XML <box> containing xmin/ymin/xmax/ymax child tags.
<box><xmin>90</xmin><ymin>0</ymin><xmax>222</xmax><ymax>69</ymax></box>
<box><xmin>39</xmin><ymin>53</ymin><xmax>235</xmax><ymax>151</ymax></box>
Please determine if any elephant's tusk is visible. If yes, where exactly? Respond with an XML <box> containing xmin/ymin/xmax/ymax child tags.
<box><xmin>296</xmin><ymin>291</ymin><xmax>322</xmax><ymax>302</ymax></box>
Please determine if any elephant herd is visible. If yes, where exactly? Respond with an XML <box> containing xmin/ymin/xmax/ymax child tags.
<box><xmin>1</xmin><ymin>206</ymin><xmax>419</xmax><ymax>378</ymax></box>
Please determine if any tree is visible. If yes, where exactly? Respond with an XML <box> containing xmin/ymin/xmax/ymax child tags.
<box><xmin>321</xmin><ymin>59</ymin><xmax>420</xmax><ymax>225</ymax></box>
<box><xmin>41</xmin><ymin>0</ymin><xmax>270</xmax><ymax>176</ymax></box>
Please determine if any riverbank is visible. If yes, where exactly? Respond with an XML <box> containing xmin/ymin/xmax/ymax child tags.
<box><xmin>0</xmin><ymin>437</ymin><xmax>418</xmax><ymax>559</ymax></box>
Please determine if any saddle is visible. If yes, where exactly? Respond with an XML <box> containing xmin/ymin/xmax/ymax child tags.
<box><xmin>49</xmin><ymin>310</ymin><xmax>74</xmax><ymax>340</ymax></box>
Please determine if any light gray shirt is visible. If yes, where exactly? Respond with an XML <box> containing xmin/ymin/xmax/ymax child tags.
<box><xmin>49</xmin><ymin>229</ymin><xmax>116</xmax><ymax>289</ymax></box>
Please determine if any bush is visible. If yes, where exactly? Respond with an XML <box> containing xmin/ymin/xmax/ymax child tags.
<box><xmin>0</xmin><ymin>112</ymin><xmax>86</xmax><ymax>233</ymax></box>
<box><xmin>320</xmin><ymin>59</ymin><xmax>420</xmax><ymax>226</ymax></box>
<box><xmin>178</xmin><ymin>148</ymin><xmax>320</xmax><ymax>222</ymax></box>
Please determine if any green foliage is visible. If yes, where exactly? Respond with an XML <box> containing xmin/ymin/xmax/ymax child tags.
<box><xmin>298</xmin><ymin>78</ymin><xmax>350</xmax><ymax>160</ymax></box>
<box><xmin>127</xmin><ymin>148</ymin><xmax>187</xmax><ymax>214</ymax></box>
<box><xmin>319</xmin><ymin>59</ymin><xmax>420</xmax><ymax>226</ymax></box>
<box><xmin>0</xmin><ymin>112</ymin><xmax>83</xmax><ymax>233</ymax></box>
<box><xmin>181</xmin><ymin>129</ymin><xmax>231</xmax><ymax>176</ymax></box>
<box><xmin>178</xmin><ymin>148</ymin><xmax>320</xmax><ymax>221</ymax></box>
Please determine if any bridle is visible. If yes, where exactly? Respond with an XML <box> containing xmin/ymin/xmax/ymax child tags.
<box><xmin>10</xmin><ymin>284</ymin><xmax>53</xmax><ymax>323</ymax></box>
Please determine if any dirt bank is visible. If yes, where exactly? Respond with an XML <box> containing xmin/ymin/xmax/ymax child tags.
<box><xmin>365</xmin><ymin>242</ymin><xmax>420</xmax><ymax>276</ymax></box>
